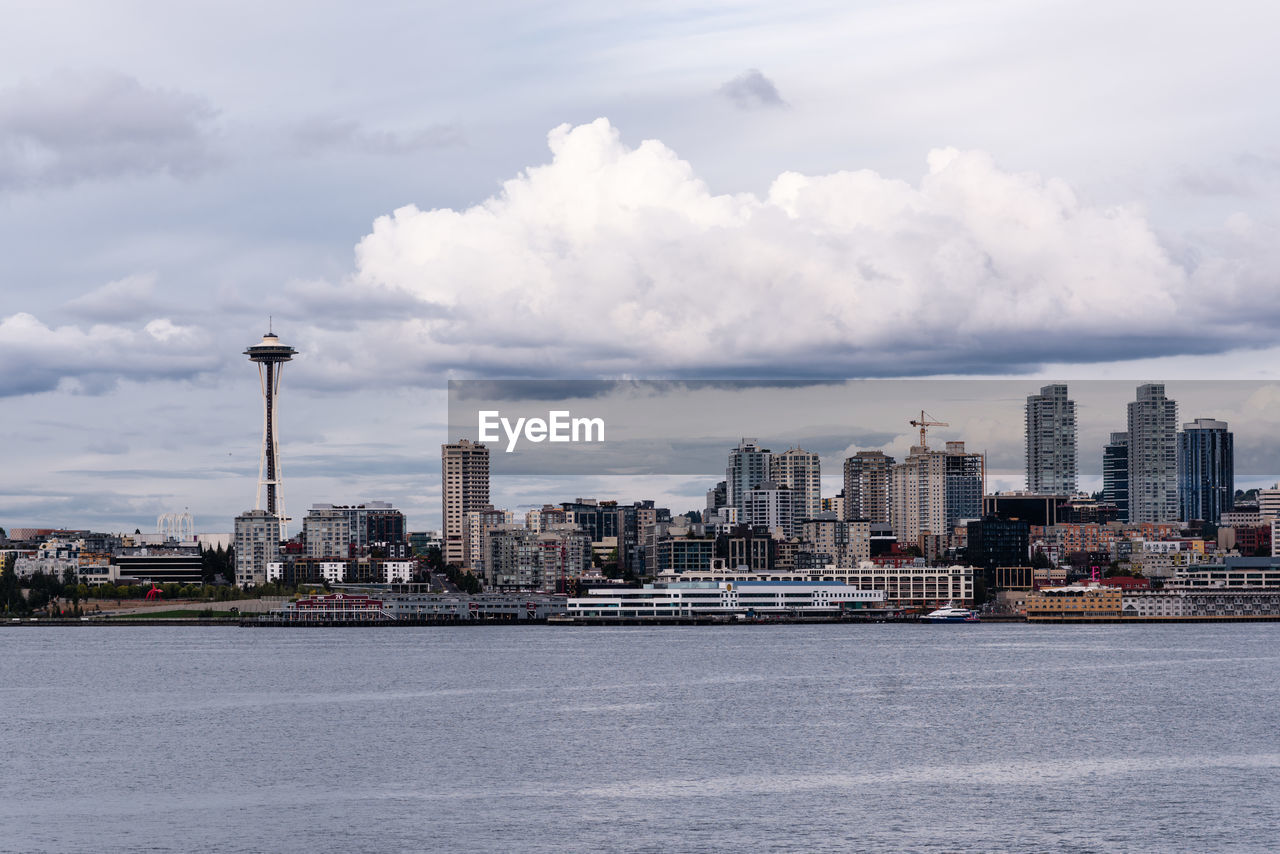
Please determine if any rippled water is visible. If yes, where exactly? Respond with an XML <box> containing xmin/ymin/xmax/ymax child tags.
<box><xmin>2</xmin><ymin>624</ymin><xmax>1278</xmax><ymax>853</ymax></box>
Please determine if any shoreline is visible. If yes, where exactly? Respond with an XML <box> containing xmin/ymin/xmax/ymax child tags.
<box><xmin>8</xmin><ymin>614</ymin><xmax>1280</xmax><ymax>627</ymax></box>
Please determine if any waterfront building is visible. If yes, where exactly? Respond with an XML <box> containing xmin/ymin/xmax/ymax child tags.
<box><xmin>727</xmin><ymin>439</ymin><xmax>772</xmax><ymax>517</ymax></box>
<box><xmin>1173</xmin><ymin>557</ymin><xmax>1280</xmax><ymax>587</ymax></box>
<box><xmin>1102</xmin><ymin>432</ymin><xmax>1130</xmax><ymax>522</ymax></box>
<box><xmin>655</xmin><ymin>561</ymin><xmax>974</xmax><ymax>609</ymax></box>
<box><xmin>843</xmin><ymin>450</ymin><xmax>893</xmax><ymax>524</ymax></box>
<box><xmin>840</xmin><ymin>562</ymin><xmax>974</xmax><ymax>608</ymax></box>
<box><xmin>566</xmin><ymin>581</ymin><xmax>887</xmax><ymax>620</ymax></box>
<box><xmin>1024</xmin><ymin>584</ymin><xmax>1124</xmax><ymax>620</ymax></box>
<box><xmin>1127</xmin><ymin>384</ymin><xmax>1178</xmax><ymax>524</ymax></box>
<box><xmin>771</xmin><ymin>448</ymin><xmax>822</xmax><ymax>522</ymax></box>
<box><xmin>441</xmin><ymin>439</ymin><xmax>490</xmax><ymax>566</ymax></box>
<box><xmin>1177</xmin><ymin>418</ymin><xmax>1233</xmax><ymax>524</ymax></box>
<box><xmin>1120</xmin><ymin>588</ymin><xmax>1280</xmax><ymax>619</ymax></box>
<box><xmin>1025</xmin><ymin>384</ymin><xmax>1078</xmax><ymax>494</ymax></box>
<box><xmin>234</xmin><ymin>509</ymin><xmax>281</xmax><ymax>586</ymax></box>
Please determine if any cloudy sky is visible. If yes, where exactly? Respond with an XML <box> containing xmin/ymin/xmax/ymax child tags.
<box><xmin>3</xmin><ymin>0</ymin><xmax>1279</xmax><ymax>533</ymax></box>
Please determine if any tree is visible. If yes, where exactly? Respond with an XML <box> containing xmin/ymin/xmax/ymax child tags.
<box><xmin>1</xmin><ymin>554</ymin><xmax>23</xmax><ymax>615</ymax></box>
<box><xmin>1031</xmin><ymin>549</ymin><xmax>1052</xmax><ymax>569</ymax></box>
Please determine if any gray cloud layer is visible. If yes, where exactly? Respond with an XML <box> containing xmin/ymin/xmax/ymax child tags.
<box><xmin>0</xmin><ymin>71</ymin><xmax>219</xmax><ymax>189</ymax></box>
<box><xmin>291</xmin><ymin>117</ymin><xmax>465</xmax><ymax>156</ymax></box>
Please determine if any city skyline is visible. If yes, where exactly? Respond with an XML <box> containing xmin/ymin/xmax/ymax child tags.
<box><xmin>5</xmin><ymin>3</ymin><xmax>1280</xmax><ymax>533</ymax></box>
<box><xmin>9</xmin><ymin>374</ymin><xmax>1280</xmax><ymax>533</ymax></box>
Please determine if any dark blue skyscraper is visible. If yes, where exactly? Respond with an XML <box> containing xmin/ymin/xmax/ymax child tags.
<box><xmin>1103</xmin><ymin>432</ymin><xmax>1130</xmax><ymax>522</ymax></box>
<box><xmin>1178</xmin><ymin>418</ymin><xmax>1233</xmax><ymax>524</ymax></box>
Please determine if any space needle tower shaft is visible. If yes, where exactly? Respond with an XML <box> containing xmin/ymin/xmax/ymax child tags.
<box><xmin>244</xmin><ymin>326</ymin><xmax>297</xmax><ymax>526</ymax></box>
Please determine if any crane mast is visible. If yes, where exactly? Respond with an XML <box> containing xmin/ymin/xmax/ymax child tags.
<box><xmin>908</xmin><ymin>410</ymin><xmax>949</xmax><ymax>450</ymax></box>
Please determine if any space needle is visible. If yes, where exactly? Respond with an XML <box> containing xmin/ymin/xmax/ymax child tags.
<box><xmin>245</xmin><ymin>323</ymin><xmax>297</xmax><ymax>527</ymax></box>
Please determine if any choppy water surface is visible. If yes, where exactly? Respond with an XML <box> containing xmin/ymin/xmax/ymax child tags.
<box><xmin>2</xmin><ymin>624</ymin><xmax>1278</xmax><ymax>853</ymax></box>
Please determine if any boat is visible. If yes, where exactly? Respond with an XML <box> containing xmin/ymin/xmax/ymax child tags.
<box><xmin>922</xmin><ymin>603</ymin><xmax>980</xmax><ymax>623</ymax></box>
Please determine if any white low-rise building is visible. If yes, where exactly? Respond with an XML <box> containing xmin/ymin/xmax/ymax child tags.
<box><xmin>656</xmin><ymin>560</ymin><xmax>974</xmax><ymax>608</ymax></box>
<box><xmin>382</xmin><ymin>560</ymin><xmax>414</xmax><ymax>583</ymax></box>
<box><xmin>13</xmin><ymin>555</ymin><xmax>79</xmax><ymax>579</ymax></box>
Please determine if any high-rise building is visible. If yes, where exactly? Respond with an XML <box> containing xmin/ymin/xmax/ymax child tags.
<box><xmin>1127</xmin><ymin>384</ymin><xmax>1178</xmax><ymax>523</ymax></box>
<box><xmin>303</xmin><ymin>506</ymin><xmax>351</xmax><ymax>558</ymax></box>
<box><xmin>800</xmin><ymin>516</ymin><xmax>871</xmax><ymax>568</ymax></box>
<box><xmin>727</xmin><ymin>439</ymin><xmax>772</xmax><ymax>516</ymax></box>
<box><xmin>234</xmin><ymin>509</ymin><xmax>280</xmax><ymax>587</ymax></box>
<box><xmin>945</xmin><ymin>441</ymin><xmax>984</xmax><ymax>528</ymax></box>
<box><xmin>1178</xmin><ymin>418</ymin><xmax>1234</xmax><ymax>524</ymax></box>
<box><xmin>466</xmin><ymin>506</ymin><xmax>512</xmax><ymax>576</ymax></box>
<box><xmin>889</xmin><ymin>441</ymin><xmax>983</xmax><ymax>545</ymax></box>
<box><xmin>705</xmin><ymin>481</ymin><xmax>727</xmax><ymax>515</ymax></box>
<box><xmin>1025</xmin><ymin>384</ymin><xmax>1077</xmax><ymax>494</ymax></box>
<box><xmin>743</xmin><ymin>481</ymin><xmax>795</xmax><ymax>539</ymax></box>
<box><xmin>485</xmin><ymin>524</ymin><xmax>591</xmax><ymax>592</ymax></box>
<box><xmin>842</xmin><ymin>450</ymin><xmax>893</xmax><ymax>523</ymax></box>
<box><xmin>771</xmin><ymin>448</ymin><xmax>821</xmax><ymax>523</ymax></box>
<box><xmin>441</xmin><ymin>439</ymin><xmax>490</xmax><ymax>566</ymax></box>
<box><xmin>1103</xmin><ymin>432</ymin><xmax>1130</xmax><ymax>522</ymax></box>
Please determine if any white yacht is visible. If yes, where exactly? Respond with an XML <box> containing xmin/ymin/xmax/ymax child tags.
<box><xmin>922</xmin><ymin>603</ymin><xmax>980</xmax><ymax>623</ymax></box>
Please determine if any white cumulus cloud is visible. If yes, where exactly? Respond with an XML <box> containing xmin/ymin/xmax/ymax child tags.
<box><xmin>302</xmin><ymin>118</ymin><xmax>1276</xmax><ymax>383</ymax></box>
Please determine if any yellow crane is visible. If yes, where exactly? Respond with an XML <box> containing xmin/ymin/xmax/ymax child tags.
<box><xmin>909</xmin><ymin>410</ymin><xmax>948</xmax><ymax>450</ymax></box>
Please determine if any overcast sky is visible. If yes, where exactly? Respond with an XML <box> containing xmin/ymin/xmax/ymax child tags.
<box><xmin>3</xmin><ymin>1</ymin><xmax>1280</xmax><ymax>534</ymax></box>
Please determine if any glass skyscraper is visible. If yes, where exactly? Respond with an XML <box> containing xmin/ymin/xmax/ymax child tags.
<box><xmin>1178</xmin><ymin>418</ymin><xmax>1233</xmax><ymax>524</ymax></box>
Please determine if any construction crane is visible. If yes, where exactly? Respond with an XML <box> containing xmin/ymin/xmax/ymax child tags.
<box><xmin>909</xmin><ymin>410</ymin><xmax>948</xmax><ymax>450</ymax></box>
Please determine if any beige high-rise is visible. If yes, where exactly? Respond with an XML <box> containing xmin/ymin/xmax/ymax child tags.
<box><xmin>843</xmin><ymin>450</ymin><xmax>893</xmax><ymax>523</ymax></box>
<box><xmin>441</xmin><ymin>439</ymin><xmax>490</xmax><ymax>567</ymax></box>
<box><xmin>771</xmin><ymin>448</ymin><xmax>821</xmax><ymax>523</ymax></box>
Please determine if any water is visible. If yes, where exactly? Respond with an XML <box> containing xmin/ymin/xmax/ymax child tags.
<box><xmin>2</xmin><ymin>624</ymin><xmax>1278</xmax><ymax>853</ymax></box>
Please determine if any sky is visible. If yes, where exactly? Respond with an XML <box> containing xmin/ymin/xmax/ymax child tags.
<box><xmin>2</xmin><ymin>0</ymin><xmax>1280</xmax><ymax>534</ymax></box>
